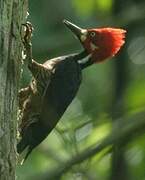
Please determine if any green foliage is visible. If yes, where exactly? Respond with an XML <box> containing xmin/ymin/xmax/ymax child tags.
<box><xmin>73</xmin><ymin>0</ymin><xmax>112</xmax><ymax>16</ymax></box>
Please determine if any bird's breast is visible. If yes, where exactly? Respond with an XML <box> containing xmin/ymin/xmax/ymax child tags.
<box><xmin>41</xmin><ymin>60</ymin><xmax>82</xmax><ymax>126</ymax></box>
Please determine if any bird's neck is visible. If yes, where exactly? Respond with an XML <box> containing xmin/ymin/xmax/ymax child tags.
<box><xmin>75</xmin><ymin>50</ymin><xmax>93</xmax><ymax>69</ymax></box>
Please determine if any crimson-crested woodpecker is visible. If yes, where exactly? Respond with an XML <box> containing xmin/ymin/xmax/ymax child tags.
<box><xmin>17</xmin><ymin>20</ymin><xmax>126</xmax><ymax>161</ymax></box>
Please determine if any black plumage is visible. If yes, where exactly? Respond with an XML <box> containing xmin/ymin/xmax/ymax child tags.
<box><xmin>17</xmin><ymin>51</ymin><xmax>90</xmax><ymax>161</ymax></box>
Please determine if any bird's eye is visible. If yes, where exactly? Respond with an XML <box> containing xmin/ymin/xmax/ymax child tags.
<box><xmin>90</xmin><ymin>32</ymin><xmax>96</xmax><ymax>37</ymax></box>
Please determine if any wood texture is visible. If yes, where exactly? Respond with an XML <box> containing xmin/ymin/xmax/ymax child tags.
<box><xmin>0</xmin><ymin>0</ymin><xmax>27</xmax><ymax>179</ymax></box>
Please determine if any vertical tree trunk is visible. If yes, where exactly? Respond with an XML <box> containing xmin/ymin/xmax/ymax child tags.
<box><xmin>0</xmin><ymin>0</ymin><xmax>28</xmax><ymax>179</ymax></box>
<box><xmin>110</xmin><ymin>0</ymin><xmax>129</xmax><ymax>179</ymax></box>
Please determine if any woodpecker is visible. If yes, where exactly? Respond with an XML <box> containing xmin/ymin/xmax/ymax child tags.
<box><xmin>17</xmin><ymin>20</ymin><xmax>126</xmax><ymax>161</ymax></box>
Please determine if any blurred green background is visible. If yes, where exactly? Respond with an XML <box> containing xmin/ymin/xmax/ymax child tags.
<box><xmin>17</xmin><ymin>0</ymin><xmax>145</xmax><ymax>179</ymax></box>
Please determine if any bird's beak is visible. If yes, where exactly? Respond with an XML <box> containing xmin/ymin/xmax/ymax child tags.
<box><xmin>63</xmin><ymin>20</ymin><xmax>87</xmax><ymax>41</ymax></box>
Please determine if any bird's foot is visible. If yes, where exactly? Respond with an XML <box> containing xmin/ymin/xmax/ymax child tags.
<box><xmin>22</xmin><ymin>22</ymin><xmax>33</xmax><ymax>46</ymax></box>
<box><xmin>21</xmin><ymin>22</ymin><xmax>33</xmax><ymax>66</ymax></box>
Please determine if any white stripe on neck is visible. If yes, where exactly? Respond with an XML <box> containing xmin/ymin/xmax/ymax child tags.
<box><xmin>78</xmin><ymin>54</ymin><xmax>92</xmax><ymax>64</ymax></box>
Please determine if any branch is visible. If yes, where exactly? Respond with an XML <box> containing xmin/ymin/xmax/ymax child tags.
<box><xmin>30</xmin><ymin>111</ymin><xmax>145</xmax><ymax>180</ymax></box>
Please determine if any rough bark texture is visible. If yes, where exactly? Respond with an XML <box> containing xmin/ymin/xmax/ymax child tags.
<box><xmin>0</xmin><ymin>0</ymin><xmax>27</xmax><ymax>179</ymax></box>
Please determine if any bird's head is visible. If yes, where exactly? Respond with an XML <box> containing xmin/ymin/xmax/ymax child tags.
<box><xmin>63</xmin><ymin>20</ymin><xmax>126</xmax><ymax>63</ymax></box>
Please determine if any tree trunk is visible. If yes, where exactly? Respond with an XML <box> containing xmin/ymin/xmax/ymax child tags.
<box><xmin>0</xmin><ymin>0</ymin><xmax>28</xmax><ymax>179</ymax></box>
<box><xmin>110</xmin><ymin>0</ymin><xmax>129</xmax><ymax>179</ymax></box>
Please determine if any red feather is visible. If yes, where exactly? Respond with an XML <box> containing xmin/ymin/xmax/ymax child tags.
<box><xmin>84</xmin><ymin>28</ymin><xmax>126</xmax><ymax>63</ymax></box>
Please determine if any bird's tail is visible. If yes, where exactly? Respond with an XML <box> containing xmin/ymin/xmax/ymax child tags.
<box><xmin>20</xmin><ymin>147</ymin><xmax>33</xmax><ymax>165</ymax></box>
<box><xmin>17</xmin><ymin>140</ymin><xmax>33</xmax><ymax>165</ymax></box>
<box><xmin>17</xmin><ymin>135</ymin><xmax>33</xmax><ymax>164</ymax></box>
<box><xmin>17</xmin><ymin>138</ymin><xmax>27</xmax><ymax>154</ymax></box>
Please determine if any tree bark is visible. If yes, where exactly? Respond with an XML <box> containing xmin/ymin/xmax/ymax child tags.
<box><xmin>0</xmin><ymin>0</ymin><xmax>28</xmax><ymax>179</ymax></box>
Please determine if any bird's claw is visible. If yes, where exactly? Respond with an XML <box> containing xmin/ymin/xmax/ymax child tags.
<box><xmin>21</xmin><ymin>22</ymin><xmax>33</xmax><ymax>66</ymax></box>
<box><xmin>22</xmin><ymin>22</ymin><xmax>33</xmax><ymax>46</ymax></box>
